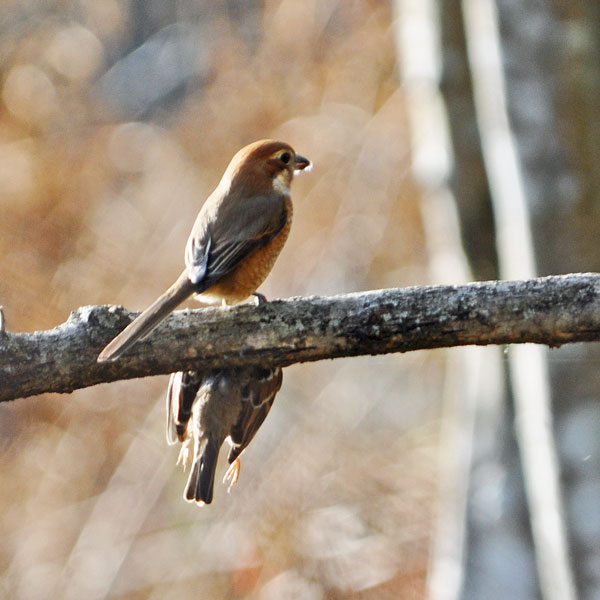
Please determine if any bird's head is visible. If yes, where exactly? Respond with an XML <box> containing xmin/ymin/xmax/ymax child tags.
<box><xmin>222</xmin><ymin>139</ymin><xmax>311</xmax><ymax>197</ymax></box>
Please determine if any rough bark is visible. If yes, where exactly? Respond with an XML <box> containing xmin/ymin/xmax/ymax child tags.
<box><xmin>2</xmin><ymin>273</ymin><xmax>600</xmax><ymax>402</ymax></box>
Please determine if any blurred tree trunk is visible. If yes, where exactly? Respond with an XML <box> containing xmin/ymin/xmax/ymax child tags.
<box><xmin>497</xmin><ymin>0</ymin><xmax>600</xmax><ymax>598</ymax></box>
<box><xmin>439</xmin><ymin>0</ymin><xmax>600</xmax><ymax>598</ymax></box>
<box><xmin>439</xmin><ymin>2</ymin><xmax>539</xmax><ymax>598</ymax></box>
<box><xmin>439</xmin><ymin>0</ymin><xmax>496</xmax><ymax>282</ymax></box>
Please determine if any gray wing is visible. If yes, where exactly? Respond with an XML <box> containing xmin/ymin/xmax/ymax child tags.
<box><xmin>227</xmin><ymin>366</ymin><xmax>283</xmax><ymax>464</ymax></box>
<box><xmin>185</xmin><ymin>193</ymin><xmax>287</xmax><ymax>288</ymax></box>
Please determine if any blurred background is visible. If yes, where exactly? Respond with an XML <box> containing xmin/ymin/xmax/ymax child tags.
<box><xmin>1</xmin><ymin>1</ymin><xmax>599</xmax><ymax>599</ymax></box>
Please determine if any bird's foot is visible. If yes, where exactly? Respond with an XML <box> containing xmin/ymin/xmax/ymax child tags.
<box><xmin>252</xmin><ymin>292</ymin><xmax>267</xmax><ymax>306</ymax></box>
<box><xmin>177</xmin><ymin>439</ymin><xmax>191</xmax><ymax>470</ymax></box>
<box><xmin>223</xmin><ymin>457</ymin><xmax>241</xmax><ymax>492</ymax></box>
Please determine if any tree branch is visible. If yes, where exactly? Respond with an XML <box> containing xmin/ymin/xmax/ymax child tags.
<box><xmin>2</xmin><ymin>273</ymin><xmax>600</xmax><ymax>402</ymax></box>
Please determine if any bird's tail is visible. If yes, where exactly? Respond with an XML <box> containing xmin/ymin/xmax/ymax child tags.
<box><xmin>97</xmin><ymin>272</ymin><xmax>195</xmax><ymax>362</ymax></box>
<box><xmin>184</xmin><ymin>437</ymin><xmax>219</xmax><ymax>505</ymax></box>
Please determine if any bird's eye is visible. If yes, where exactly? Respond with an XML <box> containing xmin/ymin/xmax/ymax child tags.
<box><xmin>279</xmin><ymin>152</ymin><xmax>291</xmax><ymax>164</ymax></box>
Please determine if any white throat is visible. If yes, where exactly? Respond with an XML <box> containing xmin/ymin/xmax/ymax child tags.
<box><xmin>272</xmin><ymin>173</ymin><xmax>290</xmax><ymax>195</ymax></box>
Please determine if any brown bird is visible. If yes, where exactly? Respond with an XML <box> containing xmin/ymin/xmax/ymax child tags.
<box><xmin>166</xmin><ymin>365</ymin><xmax>283</xmax><ymax>505</ymax></box>
<box><xmin>97</xmin><ymin>140</ymin><xmax>310</xmax><ymax>362</ymax></box>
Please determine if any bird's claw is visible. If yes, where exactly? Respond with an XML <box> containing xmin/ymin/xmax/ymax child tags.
<box><xmin>223</xmin><ymin>457</ymin><xmax>241</xmax><ymax>492</ymax></box>
<box><xmin>252</xmin><ymin>292</ymin><xmax>267</xmax><ymax>306</ymax></box>
<box><xmin>177</xmin><ymin>439</ymin><xmax>191</xmax><ymax>469</ymax></box>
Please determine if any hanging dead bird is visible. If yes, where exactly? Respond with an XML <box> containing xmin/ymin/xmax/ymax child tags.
<box><xmin>166</xmin><ymin>365</ymin><xmax>283</xmax><ymax>505</ymax></box>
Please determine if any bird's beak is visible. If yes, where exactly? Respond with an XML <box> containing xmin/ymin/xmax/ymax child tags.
<box><xmin>294</xmin><ymin>154</ymin><xmax>312</xmax><ymax>172</ymax></box>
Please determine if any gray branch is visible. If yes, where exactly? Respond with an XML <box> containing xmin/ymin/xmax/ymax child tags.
<box><xmin>2</xmin><ymin>273</ymin><xmax>600</xmax><ymax>402</ymax></box>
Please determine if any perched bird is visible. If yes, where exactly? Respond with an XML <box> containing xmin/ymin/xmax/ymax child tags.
<box><xmin>97</xmin><ymin>140</ymin><xmax>310</xmax><ymax>362</ymax></box>
<box><xmin>166</xmin><ymin>365</ymin><xmax>283</xmax><ymax>505</ymax></box>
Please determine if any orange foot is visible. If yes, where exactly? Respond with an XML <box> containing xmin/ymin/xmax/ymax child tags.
<box><xmin>177</xmin><ymin>439</ymin><xmax>191</xmax><ymax>470</ymax></box>
<box><xmin>223</xmin><ymin>457</ymin><xmax>242</xmax><ymax>492</ymax></box>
